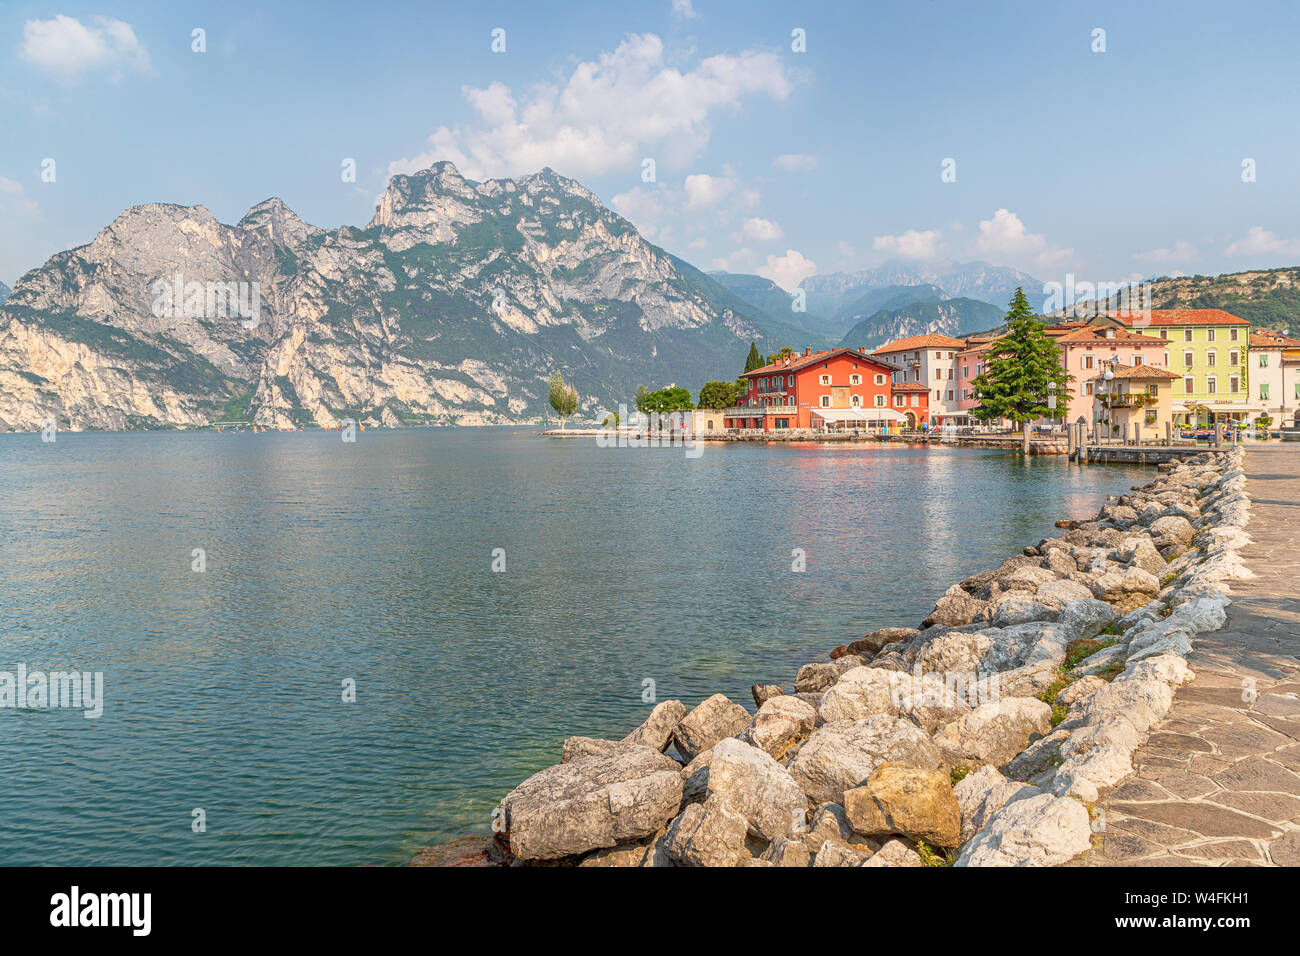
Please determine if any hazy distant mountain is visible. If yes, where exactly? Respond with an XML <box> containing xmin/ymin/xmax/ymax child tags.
<box><xmin>0</xmin><ymin>163</ymin><xmax>798</xmax><ymax>431</ymax></box>
<box><xmin>706</xmin><ymin>270</ymin><xmax>844</xmax><ymax>343</ymax></box>
<box><xmin>836</xmin><ymin>283</ymin><xmax>948</xmax><ymax>324</ymax></box>
<box><xmin>804</xmin><ymin>260</ymin><xmax>1045</xmax><ymax>317</ymax></box>
<box><xmin>837</xmin><ymin>297</ymin><xmax>1005</xmax><ymax>350</ymax></box>
<box><xmin>0</xmin><ymin>280</ymin><xmax>9</xmax><ymax>305</ymax></box>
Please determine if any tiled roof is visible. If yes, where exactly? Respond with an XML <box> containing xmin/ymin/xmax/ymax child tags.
<box><xmin>1250</xmin><ymin>329</ymin><xmax>1300</xmax><ymax>348</ymax></box>
<box><xmin>890</xmin><ymin>382</ymin><xmax>931</xmax><ymax>392</ymax></box>
<box><xmin>1054</xmin><ymin>325</ymin><xmax>1166</xmax><ymax>345</ymax></box>
<box><xmin>1110</xmin><ymin>309</ymin><xmax>1249</xmax><ymax>327</ymax></box>
<box><xmin>742</xmin><ymin>347</ymin><xmax>885</xmax><ymax>377</ymax></box>
<box><xmin>1091</xmin><ymin>364</ymin><xmax>1179</xmax><ymax>381</ymax></box>
<box><xmin>871</xmin><ymin>333</ymin><xmax>970</xmax><ymax>354</ymax></box>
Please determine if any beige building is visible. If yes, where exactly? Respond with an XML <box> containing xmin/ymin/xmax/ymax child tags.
<box><xmin>1091</xmin><ymin>364</ymin><xmax>1179</xmax><ymax>443</ymax></box>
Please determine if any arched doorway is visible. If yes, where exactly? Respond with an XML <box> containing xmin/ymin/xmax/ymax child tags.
<box><xmin>904</xmin><ymin>411</ymin><xmax>917</xmax><ymax>428</ymax></box>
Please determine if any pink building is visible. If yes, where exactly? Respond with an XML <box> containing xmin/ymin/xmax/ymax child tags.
<box><xmin>955</xmin><ymin>317</ymin><xmax>1167</xmax><ymax>425</ymax></box>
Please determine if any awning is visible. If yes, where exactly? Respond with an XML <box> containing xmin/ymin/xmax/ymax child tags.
<box><xmin>813</xmin><ymin>407</ymin><xmax>907</xmax><ymax>424</ymax></box>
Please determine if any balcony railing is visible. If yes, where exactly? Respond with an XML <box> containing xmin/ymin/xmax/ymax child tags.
<box><xmin>726</xmin><ymin>404</ymin><xmax>798</xmax><ymax>416</ymax></box>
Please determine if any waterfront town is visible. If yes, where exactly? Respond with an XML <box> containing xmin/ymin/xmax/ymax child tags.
<box><xmin>712</xmin><ymin>308</ymin><xmax>1300</xmax><ymax>439</ymax></box>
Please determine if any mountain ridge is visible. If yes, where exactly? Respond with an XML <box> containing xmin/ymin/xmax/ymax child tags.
<box><xmin>0</xmin><ymin>163</ymin><xmax>793</xmax><ymax>431</ymax></box>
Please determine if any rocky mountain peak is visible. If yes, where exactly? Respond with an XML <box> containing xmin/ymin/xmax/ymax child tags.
<box><xmin>238</xmin><ymin>198</ymin><xmax>322</xmax><ymax>251</ymax></box>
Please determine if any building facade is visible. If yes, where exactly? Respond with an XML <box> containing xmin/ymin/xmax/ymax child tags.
<box><xmin>871</xmin><ymin>334</ymin><xmax>968</xmax><ymax>426</ymax></box>
<box><xmin>1248</xmin><ymin>329</ymin><xmax>1300</xmax><ymax>428</ymax></box>
<box><xmin>1090</xmin><ymin>365</ymin><xmax>1179</xmax><ymax>443</ymax></box>
<box><xmin>1115</xmin><ymin>309</ymin><xmax>1254</xmax><ymax>426</ymax></box>
<box><xmin>1049</xmin><ymin>319</ymin><xmax>1169</xmax><ymax>424</ymax></box>
<box><xmin>725</xmin><ymin>346</ymin><xmax>918</xmax><ymax>431</ymax></box>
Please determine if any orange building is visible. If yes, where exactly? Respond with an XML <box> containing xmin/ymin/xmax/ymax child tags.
<box><xmin>725</xmin><ymin>346</ymin><xmax>925</xmax><ymax>431</ymax></box>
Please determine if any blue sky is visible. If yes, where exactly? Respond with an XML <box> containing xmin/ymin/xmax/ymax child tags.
<box><xmin>3</xmin><ymin>0</ymin><xmax>1300</xmax><ymax>291</ymax></box>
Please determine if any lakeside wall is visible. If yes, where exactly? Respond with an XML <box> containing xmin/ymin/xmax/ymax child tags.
<box><xmin>482</xmin><ymin>448</ymin><xmax>1252</xmax><ymax>867</ymax></box>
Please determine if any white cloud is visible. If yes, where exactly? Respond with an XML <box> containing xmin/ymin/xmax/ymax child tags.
<box><xmin>388</xmin><ymin>33</ymin><xmax>794</xmax><ymax>182</ymax></box>
<box><xmin>671</xmin><ymin>0</ymin><xmax>700</xmax><ymax>19</ymax></box>
<box><xmin>873</xmin><ymin>228</ymin><xmax>940</xmax><ymax>260</ymax></box>
<box><xmin>1224</xmin><ymin>226</ymin><xmax>1300</xmax><ymax>258</ymax></box>
<box><xmin>0</xmin><ymin>177</ymin><xmax>40</xmax><ymax>218</ymax></box>
<box><xmin>684</xmin><ymin>172</ymin><xmax>736</xmax><ymax>208</ymax></box>
<box><xmin>20</xmin><ymin>15</ymin><xmax>149</xmax><ymax>79</ymax></box>
<box><xmin>773</xmin><ymin>153</ymin><xmax>818</xmax><ymax>173</ymax></box>
<box><xmin>756</xmin><ymin>249</ymin><xmax>817</xmax><ymax>291</ymax></box>
<box><xmin>739</xmin><ymin>217</ymin><xmax>783</xmax><ymax>241</ymax></box>
<box><xmin>1133</xmin><ymin>240</ymin><xmax>1196</xmax><ymax>263</ymax></box>
<box><xmin>975</xmin><ymin>208</ymin><xmax>1073</xmax><ymax>272</ymax></box>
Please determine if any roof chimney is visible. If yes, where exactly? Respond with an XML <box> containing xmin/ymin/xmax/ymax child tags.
<box><xmin>804</xmin><ymin>346</ymin><xmax>812</xmax><ymax>356</ymax></box>
<box><xmin>859</xmin><ymin>346</ymin><xmax>866</xmax><ymax>354</ymax></box>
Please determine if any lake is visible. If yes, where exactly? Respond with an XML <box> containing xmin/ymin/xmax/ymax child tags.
<box><xmin>0</xmin><ymin>428</ymin><xmax>1150</xmax><ymax>865</ymax></box>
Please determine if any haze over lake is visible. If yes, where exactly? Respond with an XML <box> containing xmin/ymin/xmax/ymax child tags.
<box><xmin>0</xmin><ymin>428</ymin><xmax>1150</xmax><ymax>865</ymax></box>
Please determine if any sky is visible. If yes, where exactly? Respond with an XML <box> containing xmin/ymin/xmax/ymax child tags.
<box><xmin>3</xmin><ymin>0</ymin><xmax>1300</xmax><ymax>292</ymax></box>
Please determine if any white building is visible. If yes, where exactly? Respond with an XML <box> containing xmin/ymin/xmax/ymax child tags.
<box><xmin>1249</xmin><ymin>329</ymin><xmax>1300</xmax><ymax>428</ymax></box>
<box><xmin>870</xmin><ymin>334</ymin><xmax>968</xmax><ymax>426</ymax></box>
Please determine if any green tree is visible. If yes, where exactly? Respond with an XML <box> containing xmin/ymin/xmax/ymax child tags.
<box><xmin>698</xmin><ymin>380</ymin><xmax>742</xmax><ymax>409</ymax></box>
<box><xmin>765</xmin><ymin>346</ymin><xmax>795</xmax><ymax>365</ymax></box>
<box><xmin>744</xmin><ymin>342</ymin><xmax>765</xmax><ymax>373</ymax></box>
<box><xmin>641</xmin><ymin>386</ymin><xmax>695</xmax><ymax>414</ymax></box>
<box><xmin>634</xmin><ymin>384</ymin><xmax>651</xmax><ymax>414</ymax></box>
<box><xmin>970</xmin><ymin>288</ymin><xmax>1073</xmax><ymax>454</ymax></box>
<box><xmin>548</xmin><ymin>370</ymin><xmax>579</xmax><ymax>430</ymax></box>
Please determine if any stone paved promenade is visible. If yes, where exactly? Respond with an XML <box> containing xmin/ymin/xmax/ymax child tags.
<box><xmin>1077</xmin><ymin>443</ymin><xmax>1300</xmax><ymax>866</ymax></box>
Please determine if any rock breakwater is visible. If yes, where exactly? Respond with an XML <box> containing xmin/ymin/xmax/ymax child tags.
<box><xmin>486</xmin><ymin>449</ymin><xmax>1251</xmax><ymax>867</ymax></box>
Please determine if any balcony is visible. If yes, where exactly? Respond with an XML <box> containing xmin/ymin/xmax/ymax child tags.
<box><xmin>727</xmin><ymin>404</ymin><xmax>797</xmax><ymax>416</ymax></box>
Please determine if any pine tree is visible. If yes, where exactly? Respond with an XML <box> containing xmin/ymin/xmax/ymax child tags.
<box><xmin>744</xmin><ymin>342</ymin><xmax>764</xmax><ymax>373</ymax></box>
<box><xmin>971</xmin><ymin>288</ymin><xmax>1073</xmax><ymax>453</ymax></box>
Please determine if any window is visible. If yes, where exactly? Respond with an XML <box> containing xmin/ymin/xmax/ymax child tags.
<box><xmin>1207</xmin><ymin>376</ymin><xmax>1217</xmax><ymax>394</ymax></box>
<box><xmin>1230</xmin><ymin>328</ymin><xmax>1239</xmax><ymax>341</ymax></box>
<box><xmin>947</xmin><ymin>368</ymin><xmax>953</xmax><ymax>379</ymax></box>
<box><xmin>874</xmin><ymin>395</ymin><xmax>886</xmax><ymax>407</ymax></box>
<box><xmin>934</xmin><ymin>351</ymin><xmax>942</xmax><ymax>359</ymax></box>
<box><xmin>1084</xmin><ymin>355</ymin><xmax>1095</xmax><ymax>370</ymax></box>
<box><xmin>1184</xmin><ymin>376</ymin><xmax>1194</xmax><ymax>394</ymax></box>
<box><xmin>1260</xmin><ymin>353</ymin><xmax>1269</xmax><ymax>367</ymax></box>
<box><xmin>1207</xmin><ymin>329</ymin><xmax>1216</xmax><ymax>342</ymax></box>
<box><xmin>961</xmin><ymin>366</ymin><xmax>968</xmax><ymax>378</ymax></box>
<box><xmin>1295</xmin><ymin>381</ymin><xmax>1300</xmax><ymax>400</ymax></box>
<box><xmin>963</xmin><ymin>389</ymin><xmax>970</xmax><ymax>400</ymax></box>
<box><xmin>934</xmin><ymin>369</ymin><xmax>942</xmax><ymax>381</ymax></box>
<box><xmin>1207</xmin><ymin>350</ymin><xmax>1216</xmax><ymax>367</ymax></box>
<box><xmin>1229</xmin><ymin>350</ymin><xmax>1239</xmax><ymax>366</ymax></box>
<box><xmin>1261</xmin><ymin>383</ymin><xmax>1270</xmax><ymax>400</ymax></box>
<box><xmin>1132</xmin><ymin>354</ymin><xmax>1143</xmax><ymax>365</ymax></box>
<box><xmin>1230</xmin><ymin>375</ymin><xmax>1240</xmax><ymax>393</ymax></box>
<box><xmin>819</xmin><ymin>374</ymin><xmax>830</xmax><ymax>385</ymax></box>
<box><xmin>911</xmin><ymin>395</ymin><xmax>919</xmax><ymax>407</ymax></box>
<box><xmin>1084</xmin><ymin>381</ymin><xmax>1094</xmax><ymax>396</ymax></box>
<box><xmin>787</xmin><ymin>375</ymin><xmax>794</xmax><ymax>387</ymax></box>
<box><xmin>1160</xmin><ymin>329</ymin><xmax>1169</xmax><ymax>339</ymax></box>
<box><xmin>893</xmin><ymin>395</ymin><xmax>904</xmax><ymax>407</ymax></box>
<box><xmin>1184</xmin><ymin>329</ymin><xmax>1193</xmax><ymax>342</ymax></box>
<box><xmin>851</xmin><ymin>394</ymin><xmax>862</xmax><ymax>407</ymax></box>
<box><xmin>850</xmin><ymin>374</ymin><xmax>862</xmax><ymax>385</ymax></box>
<box><xmin>819</xmin><ymin>395</ymin><xmax>831</xmax><ymax>407</ymax></box>
<box><xmin>1183</xmin><ymin>351</ymin><xmax>1194</xmax><ymax>368</ymax></box>
<box><xmin>874</xmin><ymin>373</ymin><xmax>885</xmax><ymax>385</ymax></box>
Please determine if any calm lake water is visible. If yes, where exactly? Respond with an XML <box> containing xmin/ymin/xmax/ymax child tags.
<box><xmin>0</xmin><ymin>428</ymin><xmax>1150</xmax><ymax>865</ymax></box>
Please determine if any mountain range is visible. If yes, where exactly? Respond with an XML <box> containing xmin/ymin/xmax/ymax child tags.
<box><xmin>711</xmin><ymin>260</ymin><xmax>1043</xmax><ymax>349</ymax></box>
<box><xmin>0</xmin><ymin>164</ymin><xmax>795</xmax><ymax>431</ymax></box>
<box><xmin>0</xmin><ymin>280</ymin><xmax>9</xmax><ymax>305</ymax></box>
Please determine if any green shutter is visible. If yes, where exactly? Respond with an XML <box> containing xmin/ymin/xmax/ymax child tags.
<box><xmin>1260</xmin><ymin>383</ymin><xmax>1270</xmax><ymax>399</ymax></box>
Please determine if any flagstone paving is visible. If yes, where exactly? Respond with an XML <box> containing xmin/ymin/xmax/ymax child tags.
<box><xmin>1074</xmin><ymin>443</ymin><xmax>1300</xmax><ymax>866</ymax></box>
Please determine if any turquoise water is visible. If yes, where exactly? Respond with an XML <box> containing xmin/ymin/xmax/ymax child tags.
<box><xmin>0</xmin><ymin>429</ymin><xmax>1149</xmax><ymax>865</ymax></box>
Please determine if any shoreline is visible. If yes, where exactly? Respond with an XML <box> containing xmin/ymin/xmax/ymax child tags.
<box><xmin>428</xmin><ymin>448</ymin><xmax>1250</xmax><ymax>867</ymax></box>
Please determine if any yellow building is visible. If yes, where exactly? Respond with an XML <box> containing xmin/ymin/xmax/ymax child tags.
<box><xmin>1091</xmin><ymin>364</ymin><xmax>1180</xmax><ymax>443</ymax></box>
<box><xmin>1113</xmin><ymin>309</ymin><xmax>1255</xmax><ymax>425</ymax></box>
